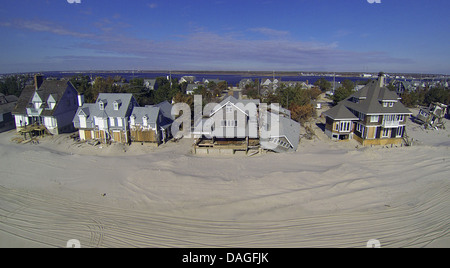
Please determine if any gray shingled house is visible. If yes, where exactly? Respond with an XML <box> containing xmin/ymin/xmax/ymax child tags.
<box><xmin>323</xmin><ymin>75</ymin><xmax>412</xmax><ymax>145</ymax></box>
<box><xmin>194</xmin><ymin>96</ymin><xmax>301</xmax><ymax>154</ymax></box>
<box><xmin>13</xmin><ymin>75</ymin><xmax>80</xmax><ymax>135</ymax></box>
<box><xmin>129</xmin><ymin>101</ymin><xmax>174</xmax><ymax>144</ymax></box>
<box><xmin>73</xmin><ymin>93</ymin><xmax>138</xmax><ymax>143</ymax></box>
<box><xmin>0</xmin><ymin>93</ymin><xmax>18</xmax><ymax>132</ymax></box>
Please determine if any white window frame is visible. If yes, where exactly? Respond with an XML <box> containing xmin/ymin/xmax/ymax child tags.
<box><xmin>109</xmin><ymin>117</ymin><xmax>115</xmax><ymax>127</ymax></box>
<box><xmin>143</xmin><ymin>116</ymin><xmax>148</xmax><ymax>127</ymax></box>
<box><xmin>117</xmin><ymin>118</ymin><xmax>123</xmax><ymax>127</ymax></box>
<box><xmin>382</xmin><ymin>128</ymin><xmax>390</xmax><ymax>138</ymax></box>
<box><xmin>339</xmin><ymin>121</ymin><xmax>351</xmax><ymax>133</ymax></box>
<box><xmin>226</xmin><ymin>103</ymin><xmax>233</xmax><ymax>114</ymax></box>
<box><xmin>79</xmin><ymin>115</ymin><xmax>87</xmax><ymax>128</ymax></box>
<box><xmin>397</xmin><ymin>126</ymin><xmax>404</xmax><ymax>138</ymax></box>
<box><xmin>370</xmin><ymin>115</ymin><xmax>379</xmax><ymax>123</ymax></box>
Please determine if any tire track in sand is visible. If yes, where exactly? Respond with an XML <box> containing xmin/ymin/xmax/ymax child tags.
<box><xmin>1</xmin><ymin>184</ymin><xmax>449</xmax><ymax>248</ymax></box>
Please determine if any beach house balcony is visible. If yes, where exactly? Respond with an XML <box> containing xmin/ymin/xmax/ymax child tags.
<box><xmin>382</xmin><ymin>118</ymin><xmax>401</xmax><ymax>128</ymax></box>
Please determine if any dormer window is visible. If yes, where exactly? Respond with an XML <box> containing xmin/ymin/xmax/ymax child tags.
<box><xmin>389</xmin><ymin>102</ymin><xmax>394</xmax><ymax>107</ymax></box>
<box><xmin>47</xmin><ymin>95</ymin><xmax>56</xmax><ymax>110</ymax></box>
<box><xmin>130</xmin><ymin>115</ymin><xmax>136</xmax><ymax>126</ymax></box>
<box><xmin>99</xmin><ymin>100</ymin><xmax>107</xmax><ymax>110</ymax></box>
<box><xmin>114</xmin><ymin>100</ymin><xmax>122</xmax><ymax>111</ymax></box>
<box><xmin>143</xmin><ymin>115</ymin><xmax>148</xmax><ymax>127</ymax></box>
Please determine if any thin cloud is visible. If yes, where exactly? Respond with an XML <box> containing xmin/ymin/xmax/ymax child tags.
<box><xmin>0</xmin><ymin>18</ymin><xmax>415</xmax><ymax>72</ymax></box>
<box><xmin>1</xmin><ymin>19</ymin><xmax>94</xmax><ymax>38</ymax></box>
<box><xmin>249</xmin><ymin>27</ymin><xmax>290</xmax><ymax>38</ymax></box>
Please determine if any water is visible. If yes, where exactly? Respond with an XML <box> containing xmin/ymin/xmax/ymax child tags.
<box><xmin>43</xmin><ymin>71</ymin><xmax>373</xmax><ymax>86</ymax></box>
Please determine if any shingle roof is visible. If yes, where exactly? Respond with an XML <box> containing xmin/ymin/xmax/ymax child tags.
<box><xmin>279</xmin><ymin>115</ymin><xmax>301</xmax><ymax>151</ymax></box>
<box><xmin>322</xmin><ymin>103</ymin><xmax>359</xmax><ymax>120</ymax></box>
<box><xmin>131</xmin><ymin>106</ymin><xmax>160</xmax><ymax>125</ymax></box>
<box><xmin>73</xmin><ymin>93</ymin><xmax>137</xmax><ymax>129</ymax></box>
<box><xmin>324</xmin><ymin>80</ymin><xmax>412</xmax><ymax>120</ymax></box>
<box><xmin>93</xmin><ymin>93</ymin><xmax>135</xmax><ymax>118</ymax></box>
<box><xmin>12</xmin><ymin>81</ymin><xmax>78</xmax><ymax>116</ymax></box>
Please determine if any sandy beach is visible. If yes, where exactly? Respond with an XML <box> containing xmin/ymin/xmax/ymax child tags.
<box><xmin>0</xmin><ymin>109</ymin><xmax>449</xmax><ymax>248</ymax></box>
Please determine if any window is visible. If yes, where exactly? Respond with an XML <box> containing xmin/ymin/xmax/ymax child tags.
<box><xmin>48</xmin><ymin>102</ymin><xmax>56</xmax><ymax>110</ymax></box>
<box><xmin>389</xmin><ymin>102</ymin><xmax>394</xmax><ymax>107</ymax></box>
<box><xmin>382</xmin><ymin>128</ymin><xmax>390</xmax><ymax>138</ymax></box>
<box><xmin>383</xmin><ymin>102</ymin><xmax>388</xmax><ymax>107</ymax></box>
<box><xmin>385</xmin><ymin>115</ymin><xmax>396</xmax><ymax>122</ymax></box>
<box><xmin>143</xmin><ymin>116</ymin><xmax>148</xmax><ymax>127</ymax></box>
<box><xmin>221</xmin><ymin>120</ymin><xmax>237</xmax><ymax>127</ymax></box>
<box><xmin>356</xmin><ymin>123</ymin><xmax>362</xmax><ymax>132</ymax></box>
<box><xmin>396</xmin><ymin>115</ymin><xmax>404</xmax><ymax>121</ymax></box>
<box><xmin>339</xmin><ymin>121</ymin><xmax>351</xmax><ymax>132</ymax></box>
<box><xmin>117</xmin><ymin>118</ymin><xmax>123</xmax><ymax>127</ymax></box>
<box><xmin>99</xmin><ymin>102</ymin><xmax>104</xmax><ymax>110</ymax></box>
<box><xmin>226</xmin><ymin>104</ymin><xmax>233</xmax><ymax>113</ymax></box>
<box><xmin>109</xmin><ymin>117</ymin><xmax>115</xmax><ymax>127</ymax></box>
<box><xmin>397</xmin><ymin>127</ymin><xmax>404</xmax><ymax>137</ymax></box>
<box><xmin>370</xmin><ymin>115</ymin><xmax>379</xmax><ymax>123</ymax></box>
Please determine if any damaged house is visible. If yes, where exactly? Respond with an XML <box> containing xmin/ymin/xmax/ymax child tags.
<box><xmin>415</xmin><ymin>102</ymin><xmax>447</xmax><ymax>129</ymax></box>
<box><xmin>193</xmin><ymin>96</ymin><xmax>301</xmax><ymax>155</ymax></box>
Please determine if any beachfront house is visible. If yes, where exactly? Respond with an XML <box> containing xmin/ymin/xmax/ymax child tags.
<box><xmin>73</xmin><ymin>93</ymin><xmax>138</xmax><ymax>143</ymax></box>
<box><xmin>129</xmin><ymin>101</ymin><xmax>174</xmax><ymax>144</ymax></box>
<box><xmin>0</xmin><ymin>93</ymin><xmax>18</xmax><ymax>132</ymax></box>
<box><xmin>12</xmin><ymin>75</ymin><xmax>80</xmax><ymax>135</ymax></box>
<box><xmin>193</xmin><ymin>96</ymin><xmax>301</xmax><ymax>154</ymax></box>
<box><xmin>260</xmin><ymin>105</ymin><xmax>301</xmax><ymax>153</ymax></box>
<box><xmin>143</xmin><ymin>79</ymin><xmax>158</xmax><ymax>91</ymax></box>
<box><xmin>322</xmin><ymin>74</ymin><xmax>412</xmax><ymax>146</ymax></box>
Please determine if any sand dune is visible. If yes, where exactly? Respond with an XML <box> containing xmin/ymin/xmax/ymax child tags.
<box><xmin>0</xmin><ymin>114</ymin><xmax>449</xmax><ymax>248</ymax></box>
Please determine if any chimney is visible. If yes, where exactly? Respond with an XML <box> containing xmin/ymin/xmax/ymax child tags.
<box><xmin>77</xmin><ymin>94</ymin><xmax>85</xmax><ymax>107</ymax></box>
<box><xmin>34</xmin><ymin>74</ymin><xmax>44</xmax><ymax>90</ymax></box>
<box><xmin>378</xmin><ymin>72</ymin><xmax>386</xmax><ymax>87</ymax></box>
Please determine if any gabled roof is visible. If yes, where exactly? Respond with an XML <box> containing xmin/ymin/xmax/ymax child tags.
<box><xmin>92</xmin><ymin>93</ymin><xmax>136</xmax><ymax>118</ymax></box>
<box><xmin>73</xmin><ymin>93</ymin><xmax>137</xmax><ymax>129</ymax></box>
<box><xmin>154</xmin><ymin>100</ymin><xmax>174</xmax><ymax>129</ymax></box>
<box><xmin>12</xmin><ymin>81</ymin><xmax>78</xmax><ymax>116</ymax></box>
<box><xmin>131</xmin><ymin>106</ymin><xmax>160</xmax><ymax>125</ymax></box>
<box><xmin>210</xmin><ymin>95</ymin><xmax>260</xmax><ymax>117</ymax></box>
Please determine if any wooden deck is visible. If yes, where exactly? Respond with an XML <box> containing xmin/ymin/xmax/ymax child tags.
<box><xmin>193</xmin><ymin>138</ymin><xmax>260</xmax><ymax>155</ymax></box>
<box><xmin>18</xmin><ymin>124</ymin><xmax>49</xmax><ymax>140</ymax></box>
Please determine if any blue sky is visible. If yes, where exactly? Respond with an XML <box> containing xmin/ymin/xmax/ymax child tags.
<box><xmin>0</xmin><ymin>0</ymin><xmax>449</xmax><ymax>74</ymax></box>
